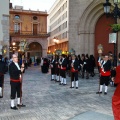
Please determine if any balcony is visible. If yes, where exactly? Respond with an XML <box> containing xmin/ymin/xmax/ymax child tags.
<box><xmin>10</xmin><ymin>30</ymin><xmax>50</xmax><ymax>37</ymax></box>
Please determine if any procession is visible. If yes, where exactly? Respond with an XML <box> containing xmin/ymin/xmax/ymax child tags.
<box><xmin>1</xmin><ymin>0</ymin><xmax>120</xmax><ymax>119</ymax></box>
<box><xmin>0</xmin><ymin>51</ymin><xmax>120</xmax><ymax>120</ymax></box>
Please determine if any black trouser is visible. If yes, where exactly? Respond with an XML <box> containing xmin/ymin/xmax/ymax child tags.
<box><xmin>60</xmin><ymin>69</ymin><xmax>66</xmax><ymax>78</ymax></box>
<box><xmin>100</xmin><ymin>76</ymin><xmax>110</xmax><ymax>86</ymax></box>
<box><xmin>10</xmin><ymin>81</ymin><xmax>21</xmax><ymax>99</ymax></box>
<box><xmin>51</xmin><ymin>68</ymin><xmax>55</xmax><ymax>74</ymax></box>
<box><xmin>0</xmin><ymin>75</ymin><xmax>4</xmax><ymax>87</ymax></box>
<box><xmin>71</xmin><ymin>72</ymin><xmax>78</xmax><ymax>81</ymax></box>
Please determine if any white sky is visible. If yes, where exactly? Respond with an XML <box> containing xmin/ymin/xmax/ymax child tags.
<box><xmin>10</xmin><ymin>0</ymin><xmax>56</xmax><ymax>12</ymax></box>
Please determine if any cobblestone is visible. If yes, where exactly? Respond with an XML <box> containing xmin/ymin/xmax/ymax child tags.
<box><xmin>0</xmin><ymin>66</ymin><xmax>114</xmax><ymax>120</ymax></box>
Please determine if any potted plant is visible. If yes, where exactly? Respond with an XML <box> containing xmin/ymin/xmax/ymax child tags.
<box><xmin>110</xmin><ymin>24</ymin><xmax>120</xmax><ymax>32</ymax></box>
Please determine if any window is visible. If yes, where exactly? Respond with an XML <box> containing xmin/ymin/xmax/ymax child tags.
<box><xmin>33</xmin><ymin>16</ymin><xmax>38</xmax><ymax>20</ymax></box>
<box><xmin>14</xmin><ymin>15</ymin><xmax>20</xmax><ymax>19</ymax></box>
<box><xmin>14</xmin><ymin>23</ymin><xmax>20</xmax><ymax>33</ymax></box>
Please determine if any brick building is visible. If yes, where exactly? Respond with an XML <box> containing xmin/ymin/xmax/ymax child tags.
<box><xmin>10</xmin><ymin>5</ymin><xmax>49</xmax><ymax>61</ymax></box>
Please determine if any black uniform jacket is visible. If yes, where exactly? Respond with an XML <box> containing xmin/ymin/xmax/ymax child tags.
<box><xmin>103</xmin><ymin>60</ymin><xmax>111</xmax><ymax>72</ymax></box>
<box><xmin>0</xmin><ymin>61</ymin><xmax>6</xmax><ymax>75</ymax></box>
<box><xmin>73</xmin><ymin>60</ymin><xmax>79</xmax><ymax>71</ymax></box>
<box><xmin>51</xmin><ymin>59</ymin><xmax>56</xmax><ymax>68</ymax></box>
<box><xmin>61</xmin><ymin>58</ymin><xmax>67</xmax><ymax>68</ymax></box>
<box><xmin>9</xmin><ymin>62</ymin><xmax>21</xmax><ymax>80</ymax></box>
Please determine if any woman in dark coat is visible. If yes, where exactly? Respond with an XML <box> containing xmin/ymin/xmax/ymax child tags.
<box><xmin>89</xmin><ymin>55</ymin><xmax>96</xmax><ymax>77</ymax></box>
<box><xmin>42</xmin><ymin>58</ymin><xmax>49</xmax><ymax>73</ymax></box>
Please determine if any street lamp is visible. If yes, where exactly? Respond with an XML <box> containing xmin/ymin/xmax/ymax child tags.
<box><xmin>53</xmin><ymin>37</ymin><xmax>59</xmax><ymax>52</ymax></box>
<box><xmin>103</xmin><ymin>0</ymin><xmax>120</xmax><ymax>66</ymax></box>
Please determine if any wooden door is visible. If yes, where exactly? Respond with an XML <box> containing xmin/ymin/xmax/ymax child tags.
<box><xmin>33</xmin><ymin>24</ymin><xmax>37</xmax><ymax>35</ymax></box>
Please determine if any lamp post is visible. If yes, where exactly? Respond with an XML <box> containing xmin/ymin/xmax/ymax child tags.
<box><xmin>103</xmin><ymin>0</ymin><xmax>120</xmax><ymax>66</ymax></box>
<box><xmin>19</xmin><ymin>39</ymin><xmax>28</xmax><ymax>59</ymax></box>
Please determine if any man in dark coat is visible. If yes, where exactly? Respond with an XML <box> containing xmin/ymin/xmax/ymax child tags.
<box><xmin>70</xmin><ymin>55</ymin><xmax>79</xmax><ymax>89</ymax></box>
<box><xmin>0</xmin><ymin>55</ymin><xmax>6</xmax><ymax>98</ymax></box>
<box><xmin>59</xmin><ymin>54</ymin><xmax>67</xmax><ymax>85</ymax></box>
<box><xmin>50</xmin><ymin>55</ymin><xmax>56</xmax><ymax>81</ymax></box>
<box><xmin>96</xmin><ymin>55</ymin><xmax>111</xmax><ymax>95</ymax></box>
<box><xmin>9</xmin><ymin>54</ymin><xmax>25</xmax><ymax>110</ymax></box>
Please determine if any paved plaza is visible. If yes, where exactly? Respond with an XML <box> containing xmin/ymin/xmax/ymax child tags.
<box><xmin>0</xmin><ymin>66</ymin><xmax>115</xmax><ymax>120</ymax></box>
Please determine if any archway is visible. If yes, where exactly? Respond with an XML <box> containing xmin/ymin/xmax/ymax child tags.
<box><xmin>95</xmin><ymin>14</ymin><xmax>115</xmax><ymax>58</ymax></box>
<box><xmin>78</xmin><ymin>0</ymin><xmax>115</xmax><ymax>60</ymax></box>
<box><xmin>27</xmin><ymin>42</ymin><xmax>42</xmax><ymax>62</ymax></box>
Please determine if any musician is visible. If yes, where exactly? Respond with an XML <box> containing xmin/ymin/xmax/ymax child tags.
<box><xmin>55</xmin><ymin>55</ymin><xmax>60</xmax><ymax>82</ymax></box>
<box><xmin>59</xmin><ymin>54</ymin><xmax>67</xmax><ymax>85</ymax></box>
<box><xmin>96</xmin><ymin>55</ymin><xmax>111</xmax><ymax>95</ymax></box>
<box><xmin>58</xmin><ymin>55</ymin><xmax>62</xmax><ymax>82</ymax></box>
<box><xmin>67</xmin><ymin>55</ymin><xmax>72</xmax><ymax>77</ymax></box>
<box><xmin>0</xmin><ymin>55</ymin><xmax>6</xmax><ymax>98</ymax></box>
<box><xmin>9</xmin><ymin>54</ymin><xmax>25</xmax><ymax>110</ymax></box>
<box><xmin>50</xmin><ymin>55</ymin><xmax>56</xmax><ymax>81</ymax></box>
<box><xmin>70</xmin><ymin>55</ymin><xmax>79</xmax><ymax>89</ymax></box>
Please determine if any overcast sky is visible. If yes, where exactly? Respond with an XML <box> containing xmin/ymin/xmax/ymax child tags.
<box><xmin>10</xmin><ymin>0</ymin><xmax>56</xmax><ymax>11</ymax></box>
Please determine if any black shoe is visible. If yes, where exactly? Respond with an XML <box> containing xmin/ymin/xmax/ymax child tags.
<box><xmin>17</xmin><ymin>104</ymin><xmax>26</xmax><ymax>107</ymax></box>
<box><xmin>51</xmin><ymin>79</ymin><xmax>54</xmax><ymax>81</ymax></box>
<box><xmin>63</xmin><ymin>84</ymin><xmax>67</xmax><ymax>86</ymax></box>
<box><xmin>104</xmin><ymin>92</ymin><xmax>107</xmax><ymax>95</ymax></box>
<box><xmin>11</xmin><ymin>106</ymin><xmax>18</xmax><ymax>110</ymax></box>
<box><xmin>59</xmin><ymin>83</ymin><xmax>63</xmax><ymax>85</ymax></box>
<box><xmin>96</xmin><ymin>91</ymin><xmax>102</xmax><ymax>94</ymax></box>
<box><xmin>76</xmin><ymin>87</ymin><xmax>78</xmax><ymax>89</ymax></box>
<box><xmin>0</xmin><ymin>96</ymin><xmax>3</xmax><ymax>98</ymax></box>
<box><xmin>70</xmin><ymin>86</ymin><xmax>74</xmax><ymax>88</ymax></box>
<box><xmin>86</xmin><ymin>77</ymin><xmax>89</xmax><ymax>79</ymax></box>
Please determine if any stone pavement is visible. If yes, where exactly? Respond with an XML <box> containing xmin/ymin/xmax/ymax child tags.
<box><xmin>0</xmin><ymin>66</ymin><xmax>115</xmax><ymax>120</ymax></box>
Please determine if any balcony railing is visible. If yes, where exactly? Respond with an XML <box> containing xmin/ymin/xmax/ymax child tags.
<box><xmin>10</xmin><ymin>31</ymin><xmax>50</xmax><ymax>37</ymax></box>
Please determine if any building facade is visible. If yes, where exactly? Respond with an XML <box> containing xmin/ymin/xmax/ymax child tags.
<box><xmin>10</xmin><ymin>5</ymin><xmax>49</xmax><ymax>61</ymax></box>
<box><xmin>0</xmin><ymin>0</ymin><xmax>9</xmax><ymax>57</ymax></box>
<box><xmin>48</xmin><ymin>0</ymin><xmax>68</xmax><ymax>54</ymax></box>
<box><xmin>48</xmin><ymin>0</ymin><xmax>120</xmax><ymax>59</ymax></box>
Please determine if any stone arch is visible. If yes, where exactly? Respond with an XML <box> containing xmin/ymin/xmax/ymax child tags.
<box><xmin>27</xmin><ymin>40</ymin><xmax>44</xmax><ymax>49</ymax></box>
<box><xmin>77</xmin><ymin>0</ymin><xmax>114</xmax><ymax>55</ymax></box>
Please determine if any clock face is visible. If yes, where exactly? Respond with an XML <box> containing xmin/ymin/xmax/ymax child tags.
<box><xmin>33</xmin><ymin>16</ymin><xmax>37</xmax><ymax>20</ymax></box>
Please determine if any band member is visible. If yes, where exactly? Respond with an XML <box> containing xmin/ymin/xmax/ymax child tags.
<box><xmin>55</xmin><ymin>55</ymin><xmax>60</xmax><ymax>82</ymax></box>
<box><xmin>67</xmin><ymin>55</ymin><xmax>72</xmax><ymax>77</ymax></box>
<box><xmin>59</xmin><ymin>54</ymin><xmax>67</xmax><ymax>85</ymax></box>
<box><xmin>112</xmin><ymin>59</ymin><xmax>120</xmax><ymax>120</ymax></box>
<box><xmin>96</xmin><ymin>55</ymin><xmax>111</xmax><ymax>95</ymax></box>
<box><xmin>70</xmin><ymin>55</ymin><xmax>79</xmax><ymax>89</ymax></box>
<box><xmin>50</xmin><ymin>55</ymin><xmax>56</xmax><ymax>81</ymax></box>
<box><xmin>9</xmin><ymin>54</ymin><xmax>25</xmax><ymax>110</ymax></box>
<box><xmin>0</xmin><ymin>55</ymin><xmax>6</xmax><ymax>98</ymax></box>
<box><xmin>58</xmin><ymin>55</ymin><xmax>62</xmax><ymax>82</ymax></box>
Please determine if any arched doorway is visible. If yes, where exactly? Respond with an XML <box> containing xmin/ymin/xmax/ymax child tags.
<box><xmin>27</xmin><ymin>42</ymin><xmax>42</xmax><ymax>62</ymax></box>
<box><xmin>95</xmin><ymin>14</ymin><xmax>115</xmax><ymax>58</ymax></box>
